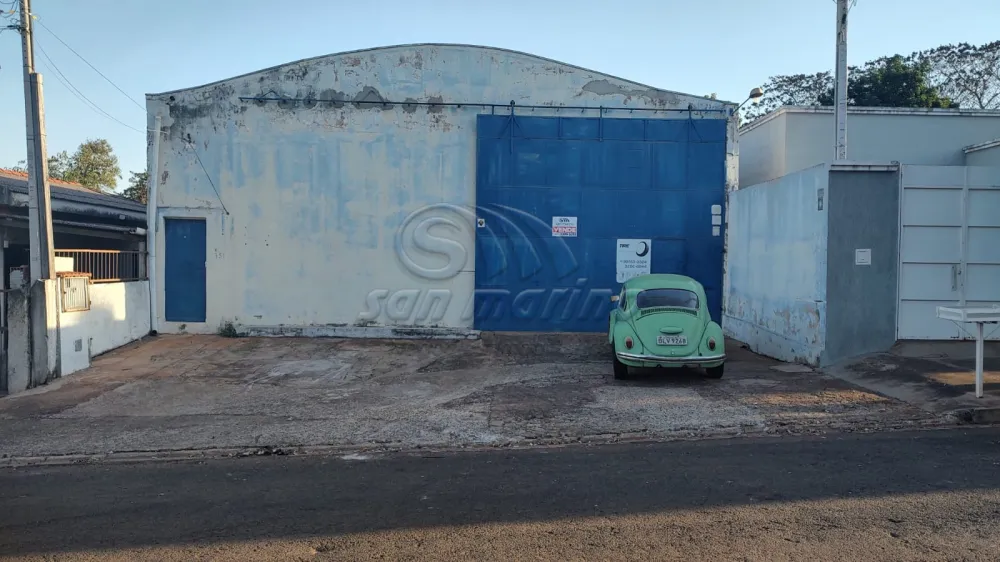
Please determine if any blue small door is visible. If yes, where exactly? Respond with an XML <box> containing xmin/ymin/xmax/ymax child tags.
<box><xmin>164</xmin><ymin>218</ymin><xmax>207</xmax><ymax>322</ymax></box>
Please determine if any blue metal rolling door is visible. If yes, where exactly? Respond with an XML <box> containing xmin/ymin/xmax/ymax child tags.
<box><xmin>474</xmin><ymin>113</ymin><xmax>727</xmax><ymax>332</ymax></box>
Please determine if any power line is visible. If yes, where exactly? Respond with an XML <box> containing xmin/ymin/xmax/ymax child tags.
<box><xmin>187</xmin><ymin>143</ymin><xmax>229</xmax><ymax>215</ymax></box>
<box><xmin>32</xmin><ymin>16</ymin><xmax>145</xmax><ymax>112</ymax></box>
<box><xmin>34</xmin><ymin>38</ymin><xmax>148</xmax><ymax>134</ymax></box>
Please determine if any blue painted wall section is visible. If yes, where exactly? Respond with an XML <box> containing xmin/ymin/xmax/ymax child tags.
<box><xmin>474</xmin><ymin>114</ymin><xmax>727</xmax><ymax>332</ymax></box>
<box><xmin>723</xmin><ymin>164</ymin><xmax>829</xmax><ymax>364</ymax></box>
<box><xmin>164</xmin><ymin>218</ymin><xmax>208</xmax><ymax>323</ymax></box>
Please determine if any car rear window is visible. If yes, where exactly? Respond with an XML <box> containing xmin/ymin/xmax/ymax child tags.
<box><xmin>635</xmin><ymin>288</ymin><xmax>699</xmax><ymax>309</ymax></box>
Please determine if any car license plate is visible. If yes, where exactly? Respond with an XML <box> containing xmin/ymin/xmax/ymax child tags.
<box><xmin>657</xmin><ymin>335</ymin><xmax>687</xmax><ymax>346</ymax></box>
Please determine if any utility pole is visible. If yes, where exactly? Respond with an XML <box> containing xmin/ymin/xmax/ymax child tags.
<box><xmin>834</xmin><ymin>0</ymin><xmax>850</xmax><ymax>161</ymax></box>
<box><xmin>18</xmin><ymin>0</ymin><xmax>55</xmax><ymax>389</ymax></box>
<box><xmin>19</xmin><ymin>0</ymin><xmax>55</xmax><ymax>281</ymax></box>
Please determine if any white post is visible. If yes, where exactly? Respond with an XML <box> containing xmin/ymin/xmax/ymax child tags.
<box><xmin>976</xmin><ymin>321</ymin><xmax>984</xmax><ymax>398</ymax></box>
<box><xmin>146</xmin><ymin>115</ymin><xmax>162</xmax><ymax>334</ymax></box>
<box><xmin>834</xmin><ymin>0</ymin><xmax>849</xmax><ymax>161</ymax></box>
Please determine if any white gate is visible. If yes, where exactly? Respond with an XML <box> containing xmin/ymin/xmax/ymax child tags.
<box><xmin>897</xmin><ymin>166</ymin><xmax>1000</xmax><ymax>340</ymax></box>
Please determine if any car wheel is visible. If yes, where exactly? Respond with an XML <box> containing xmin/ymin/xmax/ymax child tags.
<box><xmin>612</xmin><ymin>348</ymin><xmax>629</xmax><ymax>380</ymax></box>
<box><xmin>705</xmin><ymin>364</ymin><xmax>724</xmax><ymax>379</ymax></box>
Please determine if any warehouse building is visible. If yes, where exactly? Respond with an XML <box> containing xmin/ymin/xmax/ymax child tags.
<box><xmin>145</xmin><ymin>44</ymin><xmax>737</xmax><ymax>336</ymax></box>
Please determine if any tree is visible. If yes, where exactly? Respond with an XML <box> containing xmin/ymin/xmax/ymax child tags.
<box><xmin>741</xmin><ymin>72</ymin><xmax>834</xmax><ymax>124</ymax></box>
<box><xmin>122</xmin><ymin>171</ymin><xmax>148</xmax><ymax>204</ymax></box>
<box><xmin>917</xmin><ymin>41</ymin><xmax>1000</xmax><ymax>109</ymax></box>
<box><xmin>817</xmin><ymin>55</ymin><xmax>956</xmax><ymax>108</ymax></box>
<box><xmin>9</xmin><ymin>152</ymin><xmax>73</xmax><ymax>178</ymax></box>
<box><xmin>61</xmin><ymin>139</ymin><xmax>121</xmax><ymax>192</ymax></box>
<box><xmin>6</xmin><ymin>139</ymin><xmax>121</xmax><ymax>193</ymax></box>
<box><xmin>46</xmin><ymin>151</ymin><xmax>73</xmax><ymax>180</ymax></box>
<box><xmin>741</xmin><ymin>40</ymin><xmax>1000</xmax><ymax>125</ymax></box>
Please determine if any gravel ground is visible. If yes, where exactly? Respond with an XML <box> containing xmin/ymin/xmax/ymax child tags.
<box><xmin>0</xmin><ymin>334</ymin><xmax>941</xmax><ymax>460</ymax></box>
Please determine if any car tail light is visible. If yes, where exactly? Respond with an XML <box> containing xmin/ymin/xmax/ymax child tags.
<box><xmin>625</xmin><ymin>337</ymin><xmax>633</xmax><ymax>349</ymax></box>
<box><xmin>708</xmin><ymin>338</ymin><xmax>716</xmax><ymax>351</ymax></box>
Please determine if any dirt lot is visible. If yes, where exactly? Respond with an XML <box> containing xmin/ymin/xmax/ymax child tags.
<box><xmin>0</xmin><ymin>333</ymin><xmax>941</xmax><ymax>461</ymax></box>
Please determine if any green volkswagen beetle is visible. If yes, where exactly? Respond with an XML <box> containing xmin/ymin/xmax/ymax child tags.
<box><xmin>608</xmin><ymin>273</ymin><xmax>726</xmax><ymax>380</ymax></box>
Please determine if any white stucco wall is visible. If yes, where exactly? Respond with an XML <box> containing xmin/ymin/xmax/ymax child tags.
<box><xmin>59</xmin><ymin>281</ymin><xmax>151</xmax><ymax>376</ymax></box>
<box><xmin>723</xmin><ymin>164</ymin><xmax>829</xmax><ymax>365</ymax></box>
<box><xmin>737</xmin><ymin>111</ymin><xmax>787</xmax><ymax>190</ymax></box>
<box><xmin>740</xmin><ymin>107</ymin><xmax>1000</xmax><ymax>187</ymax></box>
<box><xmin>146</xmin><ymin>43</ymin><xmax>736</xmax><ymax>335</ymax></box>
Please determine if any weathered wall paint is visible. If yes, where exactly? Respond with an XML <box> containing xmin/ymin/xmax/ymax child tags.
<box><xmin>824</xmin><ymin>170</ymin><xmax>900</xmax><ymax>364</ymax></box>
<box><xmin>6</xmin><ymin>288</ymin><xmax>29</xmax><ymax>394</ymax></box>
<box><xmin>740</xmin><ymin>107</ymin><xmax>1000</xmax><ymax>186</ymax></box>
<box><xmin>724</xmin><ymin>164</ymin><xmax>829</xmax><ymax>365</ymax></box>
<box><xmin>146</xmin><ymin>44</ymin><xmax>736</xmax><ymax>334</ymax></box>
<box><xmin>6</xmin><ymin>281</ymin><xmax>61</xmax><ymax>394</ymax></box>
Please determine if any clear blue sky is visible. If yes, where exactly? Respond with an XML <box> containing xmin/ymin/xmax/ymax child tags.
<box><xmin>1</xmin><ymin>0</ymin><xmax>997</xmax><ymax>192</ymax></box>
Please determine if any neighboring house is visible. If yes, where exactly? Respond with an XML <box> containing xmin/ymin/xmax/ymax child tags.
<box><xmin>727</xmin><ymin>107</ymin><xmax>1000</xmax><ymax>366</ymax></box>
<box><xmin>0</xmin><ymin>169</ymin><xmax>150</xmax><ymax>395</ymax></box>
<box><xmin>146</xmin><ymin>43</ymin><xmax>737</xmax><ymax>337</ymax></box>
<box><xmin>0</xmin><ymin>168</ymin><xmax>147</xmax><ymax>283</ymax></box>
<box><xmin>739</xmin><ymin>106</ymin><xmax>1000</xmax><ymax>187</ymax></box>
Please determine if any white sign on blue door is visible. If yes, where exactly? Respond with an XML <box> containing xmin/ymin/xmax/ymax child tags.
<box><xmin>551</xmin><ymin>216</ymin><xmax>578</xmax><ymax>237</ymax></box>
<box><xmin>616</xmin><ymin>239</ymin><xmax>651</xmax><ymax>283</ymax></box>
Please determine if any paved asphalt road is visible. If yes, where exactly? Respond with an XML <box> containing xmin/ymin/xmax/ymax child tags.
<box><xmin>3</xmin><ymin>429</ymin><xmax>1000</xmax><ymax>561</ymax></box>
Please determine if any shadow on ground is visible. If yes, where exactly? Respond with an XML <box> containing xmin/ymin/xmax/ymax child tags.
<box><xmin>2</xmin><ymin>428</ymin><xmax>1000</xmax><ymax>558</ymax></box>
<box><xmin>825</xmin><ymin>340</ymin><xmax>1000</xmax><ymax>414</ymax></box>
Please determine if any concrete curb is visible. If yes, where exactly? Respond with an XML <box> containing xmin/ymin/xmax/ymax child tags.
<box><xmin>0</xmin><ymin>429</ymin><xmax>756</xmax><ymax>469</ymax></box>
<box><xmin>0</xmin><ymin>420</ymin><xmax>978</xmax><ymax>469</ymax></box>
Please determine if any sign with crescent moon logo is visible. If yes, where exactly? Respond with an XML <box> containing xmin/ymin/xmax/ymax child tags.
<box><xmin>616</xmin><ymin>239</ymin><xmax>651</xmax><ymax>283</ymax></box>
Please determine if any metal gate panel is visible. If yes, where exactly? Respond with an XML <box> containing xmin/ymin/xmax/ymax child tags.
<box><xmin>897</xmin><ymin>166</ymin><xmax>1000</xmax><ymax>340</ymax></box>
<box><xmin>474</xmin><ymin>114</ymin><xmax>726</xmax><ymax>332</ymax></box>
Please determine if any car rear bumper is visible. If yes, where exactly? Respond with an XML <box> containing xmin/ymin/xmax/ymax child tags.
<box><xmin>616</xmin><ymin>351</ymin><xmax>726</xmax><ymax>368</ymax></box>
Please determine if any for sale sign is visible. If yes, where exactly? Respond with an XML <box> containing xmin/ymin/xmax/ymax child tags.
<box><xmin>551</xmin><ymin>216</ymin><xmax>578</xmax><ymax>237</ymax></box>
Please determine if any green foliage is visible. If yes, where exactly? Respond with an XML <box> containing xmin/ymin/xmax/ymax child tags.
<box><xmin>46</xmin><ymin>151</ymin><xmax>73</xmax><ymax>180</ymax></box>
<box><xmin>218</xmin><ymin>321</ymin><xmax>240</xmax><ymax>338</ymax></box>
<box><xmin>816</xmin><ymin>56</ymin><xmax>956</xmax><ymax>108</ymax></box>
<box><xmin>741</xmin><ymin>72</ymin><xmax>833</xmax><ymax>124</ymax></box>
<box><xmin>742</xmin><ymin>40</ymin><xmax>1000</xmax><ymax>125</ymax></box>
<box><xmin>122</xmin><ymin>170</ymin><xmax>149</xmax><ymax>204</ymax></box>
<box><xmin>61</xmin><ymin>139</ymin><xmax>121</xmax><ymax>192</ymax></box>
<box><xmin>6</xmin><ymin>139</ymin><xmax>122</xmax><ymax>193</ymax></box>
